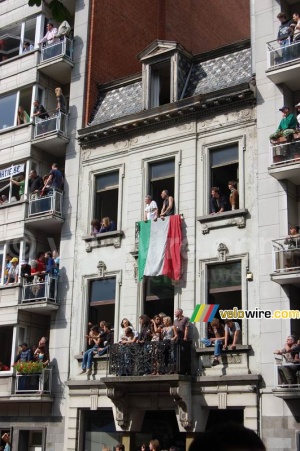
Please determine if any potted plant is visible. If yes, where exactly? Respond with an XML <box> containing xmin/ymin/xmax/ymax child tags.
<box><xmin>15</xmin><ymin>361</ymin><xmax>43</xmax><ymax>374</ymax></box>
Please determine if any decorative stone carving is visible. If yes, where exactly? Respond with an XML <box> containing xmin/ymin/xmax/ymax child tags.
<box><xmin>97</xmin><ymin>261</ymin><xmax>107</xmax><ymax>277</ymax></box>
<box><xmin>218</xmin><ymin>392</ymin><xmax>227</xmax><ymax>409</ymax></box>
<box><xmin>90</xmin><ymin>389</ymin><xmax>99</xmax><ymax>410</ymax></box>
<box><xmin>85</xmin><ymin>242</ymin><xmax>92</xmax><ymax>252</ymax></box>
<box><xmin>169</xmin><ymin>383</ymin><xmax>192</xmax><ymax>430</ymax></box>
<box><xmin>107</xmin><ymin>388</ymin><xmax>128</xmax><ymax>429</ymax></box>
<box><xmin>236</xmin><ymin>216</ymin><xmax>246</xmax><ymax>228</ymax></box>
<box><xmin>84</xmin><ymin>232</ymin><xmax>123</xmax><ymax>252</ymax></box>
<box><xmin>217</xmin><ymin>243</ymin><xmax>229</xmax><ymax>261</ymax></box>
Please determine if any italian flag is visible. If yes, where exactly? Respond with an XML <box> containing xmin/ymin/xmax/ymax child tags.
<box><xmin>138</xmin><ymin>215</ymin><xmax>182</xmax><ymax>281</ymax></box>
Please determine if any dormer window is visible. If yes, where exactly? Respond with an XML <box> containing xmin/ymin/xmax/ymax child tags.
<box><xmin>138</xmin><ymin>40</ymin><xmax>192</xmax><ymax>110</ymax></box>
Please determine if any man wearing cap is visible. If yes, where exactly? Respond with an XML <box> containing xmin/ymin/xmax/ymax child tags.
<box><xmin>14</xmin><ymin>343</ymin><xmax>32</xmax><ymax>364</ymax></box>
<box><xmin>6</xmin><ymin>257</ymin><xmax>19</xmax><ymax>284</ymax></box>
<box><xmin>269</xmin><ymin>106</ymin><xmax>297</xmax><ymax>143</ymax></box>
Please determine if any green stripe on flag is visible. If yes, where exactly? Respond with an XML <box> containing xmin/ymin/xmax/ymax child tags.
<box><xmin>190</xmin><ymin>304</ymin><xmax>201</xmax><ymax>322</ymax></box>
<box><xmin>138</xmin><ymin>221</ymin><xmax>151</xmax><ymax>280</ymax></box>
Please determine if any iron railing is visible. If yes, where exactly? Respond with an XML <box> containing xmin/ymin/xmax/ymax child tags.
<box><xmin>272</xmin><ymin>237</ymin><xmax>300</xmax><ymax>272</ymax></box>
<box><xmin>267</xmin><ymin>38</ymin><xmax>300</xmax><ymax>69</ymax></box>
<box><xmin>108</xmin><ymin>341</ymin><xmax>191</xmax><ymax>376</ymax></box>
<box><xmin>21</xmin><ymin>275</ymin><xmax>58</xmax><ymax>303</ymax></box>
<box><xmin>15</xmin><ymin>368</ymin><xmax>52</xmax><ymax>394</ymax></box>
<box><xmin>28</xmin><ymin>188</ymin><xmax>63</xmax><ymax>217</ymax></box>
<box><xmin>270</xmin><ymin>141</ymin><xmax>300</xmax><ymax>166</ymax></box>
<box><xmin>33</xmin><ymin>111</ymin><xmax>68</xmax><ymax>138</ymax></box>
<box><xmin>40</xmin><ymin>37</ymin><xmax>73</xmax><ymax>63</ymax></box>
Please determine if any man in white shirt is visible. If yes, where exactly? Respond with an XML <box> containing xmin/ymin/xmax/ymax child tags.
<box><xmin>144</xmin><ymin>195</ymin><xmax>158</xmax><ymax>221</ymax></box>
<box><xmin>39</xmin><ymin>23</ymin><xmax>59</xmax><ymax>45</ymax></box>
<box><xmin>223</xmin><ymin>319</ymin><xmax>241</xmax><ymax>350</ymax></box>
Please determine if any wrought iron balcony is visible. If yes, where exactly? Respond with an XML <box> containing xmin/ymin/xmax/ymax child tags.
<box><xmin>19</xmin><ymin>275</ymin><xmax>59</xmax><ymax>314</ymax></box>
<box><xmin>266</xmin><ymin>39</ymin><xmax>300</xmax><ymax>89</ymax></box>
<box><xmin>28</xmin><ymin>188</ymin><xmax>63</xmax><ymax>218</ymax></box>
<box><xmin>108</xmin><ymin>341</ymin><xmax>191</xmax><ymax>376</ymax></box>
<box><xmin>14</xmin><ymin>368</ymin><xmax>52</xmax><ymax>394</ymax></box>
<box><xmin>271</xmin><ymin>238</ymin><xmax>300</xmax><ymax>285</ymax></box>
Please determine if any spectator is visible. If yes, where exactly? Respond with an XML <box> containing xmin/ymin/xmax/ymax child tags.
<box><xmin>228</xmin><ymin>180</ymin><xmax>239</xmax><ymax>210</ymax></box>
<box><xmin>120</xmin><ymin>318</ymin><xmax>138</xmax><ymax>339</ymax></box>
<box><xmin>14</xmin><ymin>342</ymin><xmax>32</xmax><ymax>363</ymax></box>
<box><xmin>149</xmin><ymin>440</ymin><xmax>160</xmax><ymax>451</ymax></box>
<box><xmin>174</xmin><ymin>309</ymin><xmax>190</xmax><ymax>341</ymax></box>
<box><xmin>99</xmin><ymin>217</ymin><xmax>115</xmax><ymax>233</ymax></box>
<box><xmin>1</xmin><ymin>433</ymin><xmax>11</xmax><ymax>451</ymax></box>
<box><xmin>138</xmin><ymin>315</ymin><xmax>152</xmax><ymax>343</ymax></box>
<box><xmin>31</xmin><ymin>100</ymin><xmax>49</xmax><ymax>120</ymax></box>
<box><xmin>201</xmin><ymin>318</ymin><xmax>225</xmax><ymax>367</ymax></box>
<box><xmin>52</xmin><ymin>249</ymin><xmax>60</xmax><ymax>275</ymax></box>
<box><xmin>55</xmin><ymin>87</ymin><xmax>66</xmax><ymax>113</ymax></box>
<box><xmin>119</xmin><ymin>326</ymin><xmax>137</xmax><ymax>344</ymax></box>
<box><xmin>144</xmin><ymin>194</ymin><xmax>158</xmax><ymax>221</ymax></box>
<box><xmin>276</xmin><ymin>12</ymin><xmax>293</xmax><ymax>62</ymax></box>
<box><xmin>284</xmin><ymin>225</ymin><xmax>300</xmax><ymax>268</ymax></box>
<box><xmin>23</xmin><ymin>41</ymin><xmax>34</xmax><ymax>52</ymax></box>
<box><xmin>4</xmin><ymin>254</ymin><xmax>11</xmax><ymax>284</ymax></box>
<box><xmin>17</xmin><ymin>106</ymin><xmax>30</xmax><ymax>125</ymax></box>
<box><xmin>274</xmin><ymin>335</ymin><xmax>300</xmax><ymax>385</ymax></box>
<box><xmin>20</xmin><ymin>260</ymin><xmax>32</xmax><ymax>282</ymax></box>
<box><xmin>291</xmin><ymin>12</ymin><xmax>300</xmax><ymax>42</ymax></box>
<box><xmin>10</xmin><ymin>172</ymin><xmax>25</xmax><ymax>201</ymax></box>
<box><xmin>79</xmin><ymin>326</ymin><xmax>101</xmax><ymax>375</ymax></box>
<box><xmin>33</xmin><ymin>345</ymin><xmax>50</xmax><ymax>367</ymax></box>
<box><xmin>116</xmin><ymin>445</ymin><xmax>125</xmax><ymax>451</ymax></box>
<box><xmin>6</xmin><ymin>257</ymin><xmax>19</xmax><ymax>284</ymax></box>
<box><xmin>150</xmin><ymin>315</ymin><xmax>163</xmax><ymax>341</ymax></box>
<box><xmin>44</xmin><ymin>163</ymin><xmax>64</xmax><ymax>191</ymax></box>
<box><xmin>223</xmin><ymin>319</ymin><xmax>242</xmax><ymax>350</ymax></box>
<box><xmin>269</xmin><ymin>106</ymin><xmax>297</xmax><ymax>143</ymax></box>
<box><xmin>160</xmin><ymin>190</ymin><xmax>174</xmax><ymax>217</ymax></box>
<box><xmin>38</xmin><ymin>22</ymin><xmax>58</xmax><ymax>46</ymax></box>
<box><xmin>97</xmin><ymin>322</ymin><xmax>114</xmax><ymax>356</ymax></box>
<box><xmin>0</xmin><ymin>362</ymin><xmax>9</xmax><ymax>371</ymax></box>
<box><xmin>0</xmin><ymin>195</ymin><xmax>8</xmax><ymax>205</ymax></box>
<box><xmin>210</xmin><ymin>187</ymin><xmax>228</xmax><ymax>214</ymax></box>
<box><xmin>45</xmin><ymin>251</ymin><xmax>55</xmax><ymax>275</ymax></box>
<box><xmin>295</xmin><ymin>102</ymin><xmax>300</xmax><ymax>128</ymax></box>
<box><xmin>28</xmin><ymin>169</ymin><xmax>43</xmax><ymax>198</ymax></box>
<box><xmin>91</xmin><ymin>219</ymin><xmax>101</xmax><ymax>235</ymax></box>
<box><xmin>161</xmin><ymin>316</ymin><xmax>178</xmax><ymax>341</ymax></box>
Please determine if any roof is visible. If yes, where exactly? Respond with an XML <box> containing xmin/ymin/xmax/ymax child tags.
<box><xmin>89</xmin><ymin>46</ymin><xmax>252</xmax><ymax>127</ymax></box>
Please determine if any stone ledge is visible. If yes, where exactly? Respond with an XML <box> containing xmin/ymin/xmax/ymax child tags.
<box><xmin>196</xmin><ymin>345</ymin><xmax>251</xmax><ymax>355</ymax></box>
<box><xmin>197</xmin><ymin>209</ymin><xmax>248</xmax><ymax>234</ymax></box>
<box><xmin>196</xmin><ymin>374</ymin><xmax>261</xmax><ymax>384</ymax></box>
<box><xmin>74</xmin><ymin>354</ymin><xmax>108</xmax><ymax>362</ymax></box>
<box><xmin>82</xmin><ymin>231</ymin><xmax>124</xmax><ymax>251</ymax></box>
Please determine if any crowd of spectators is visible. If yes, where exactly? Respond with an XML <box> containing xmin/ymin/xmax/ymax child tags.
<box><xmin>0</xmin><ymin>336</ymin><xmax>50</xmax><ymax>372</ymax></box>
<box><xmin>90</xmin><ymin>217</ymin><xmax>116</xmax><ymax>235</ymax></box>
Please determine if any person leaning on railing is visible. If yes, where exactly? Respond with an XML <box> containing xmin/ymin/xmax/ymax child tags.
<box><xmin>284</xmin><ymin>225</ymin><xmax>300</xmax><ymax>269</ymax></box>
<box><xmin>274</xmin><ymin>335</ymin><xmax>300</xmax><ymax>385</ymax></box>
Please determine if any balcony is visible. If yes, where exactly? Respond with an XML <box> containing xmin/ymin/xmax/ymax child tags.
<box><xmin>14</xmin><ymin>368</ymin><xmax>52</xmax><ymax>395</ymax></box>
<box><xmin>273</xmin><ymin>358</ymin><xmax>300</xmax><ymax>399</ymax></box>
<box><xmin>266</xmin><ymin>39</ymin><xmax>300</xmax><ymax>89</ymax></box>
<box><xmin>18</xmin><ymin>276</ymin><xmax>59</xmax><ymax>315</ymax></box>
<box><xmin>271</xmin><ymin>238</ymin><xmax>300</xmax><ymax>285</ymax></box>
<box><xmin>31</xmin><ymin>111</ymin><xmax>69</xmax><ymax>156</ymax></box>
<box><xmin>268</xmin><ymin>136</ymin><xmax>300</xmax><ymax>184</ymax></box>
<box><xmin>38</xmin><ymin>39</ymin><xmax>74</xmax><ymax>84</ymax></box>
<box><xmin>25</xmin><ymin>188</ymin><xmax>64</xmax><ymax>234</ymax></box>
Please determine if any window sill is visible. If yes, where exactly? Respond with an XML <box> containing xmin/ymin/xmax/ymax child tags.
<box><xmin>74</xmin><ymin>354</ymin><xmax>108</xmax><ymax>362</ymax></box>
<box><xmin>0</xmin><ymin>282</ymin><xmax>21</xmax><ymax>290</ymax></box>
<box><xmin>196</xmin><ymin>345</ymin><xmax>251</xmax><ymax>355</ymax></box>
<box><xmin>0</xmin><ymin>122</ymin><xmax>32</xmax><ymax>136</ymax></box>
<box><xmin>83</xmin><ymin>230</ymin><xmax>124</xmax><ymax>252</ymax></box>
<box><xmin>197</xmin><ymin>208</ymin><xmax>248</xmax><ymax>234</ymax></box>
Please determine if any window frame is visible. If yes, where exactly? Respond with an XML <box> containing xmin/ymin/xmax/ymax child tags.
<box><xmin>201</xmin><ymin>136</ymin><xmax>245</xmax><ymax>216</ymax></box>
<box><xmin>0</xmin><ymin>160</ymin><xmax>30</xmax><ymax>205</ymax></box>
<box><xmin>16</xmin><ymin>427</ymin><xmax>46</xmax><ymax>451</ymax></box>
<box><xmin>198</xmin><ymin>252</ymin><xmax>249</xmax><ymax>345</ymax></box>
<box><xmin>0</xmin><ymin>239</ymin><xmax>28</xmax><ymax>286</ymax></box>
<box><xmin>89</xmin><ymin>164</ymin><xmax>124</xmax><ymax>233</ymax></box>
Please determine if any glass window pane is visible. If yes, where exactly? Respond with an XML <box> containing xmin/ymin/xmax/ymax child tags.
<box><xmin>150</xmin><ymin>160</ymin><xmax>175</xmax><ymax>180</ymax></box>
<box><xmin>90</xmin><ymin>279</ymin><xmax>116</xmax><ymax>303</ymax></box>
<box><xmin>0</xmin><ymin>93</ymin><xmax>17</xmax><ymax>129</ymax></box>
<box><xmin>211</xmin><ymin>144</ymin><xmax>238</xmax><ymax>167</ymax></box>
<box><xmin>208</xmin><ymin>262</ymin><xmax>241</xmax><ymax>289</ymax></box>
<box><xmin>96</xmin><ymin>172</ymin><xmax>119</xmax><ymax>191</ymax></box>
<box><xmin>24</xmin><ymin>18</ymin><xmax>36</xmax><ymax>46</ymax></box>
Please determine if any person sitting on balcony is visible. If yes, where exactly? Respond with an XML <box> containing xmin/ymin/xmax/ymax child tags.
<box><xmin>90</xmin><ymin>219</ymin><xmax>101</xmax><ymax>235</ymax></box>
<box><xmin>98</xmin><ymin>322</ymin><xmax>114</xmax><ymax>356</ymax></box>
<box><xmin>10</xmin><ymin>172</ymin><xmax>25</xmax><ymax>201</ymax></box>
<box><xmin>274</xmin><ymin>335</ymin><xmax>300</xmax><ymax>385</ymax></box>
<box><xmin>99</xmin><ymin>217</ymin><xmax>116</xmax><ymax>233</ymax></box>
<box><xmin>160</xmin><ymin>189</ymin><xmax>174</xmax><ymax>218</ymax></box>
<box><xmin>276</xmin><ymin>12</ymin><xmax>293</xmax><ymax>62</ymax></box>
<box><xmin>222</xmin><ymin>319</ymin><xmax>242</xmax><ymax>350</ymax></box>
<box><xmin>269</xmin><ymin>106</ymin><xmax>297</xmax><ymax>143</ymax></box>
<box><xmin>144</xmin><ymin>194</ymin><xmax>158</xmax><ymax>221</ymax></box>
<box><xmin>200</xmin><ymin>318</ymin><xmax>225</xmax><ymax>367</ymax></box>
<box><xmin>38</xmin><ymin>22</ymin><xmax>59</xmax><ymax>46</ymax></box>
<box><xmin>210</xmin><ymin>187</ymin><xmax>228</xmax><ymax>214</ymax></box>
<box><xmin>284</xmin><ymin>225</ymin><xmax>300</xmax><ymax>269</ymax></box>
<box><xmin>32</xmin><ymin>100</ymin><xmax>50</xmax><ymax>121</ymax></box>
<box><xmin>79</xmin><ymin>326</ymin><xmax>102</xmax><ymax>375</ymax></box>
<box><xmin>17</xmin><ymin>106</ymin><xmax>30</xmax><ymax>125</ymax></box>
<box><xmin>228</xmin><ymin>180</ymin><xmax>239</xmax><ymax>211</ymax></box>
<box><xmin>55</xmin><ymin>87</ymin><xmax>66</xmax><ymax>113</ymax></box>
<box><xmin>6</xmin><ymin>257</ymin><xmax>19</xmax><ymax>284</ymax></box>
<box><xmin>0</xmin><ymin>362</ymin><xmax>10</xmax><ymax>371</ymax></box>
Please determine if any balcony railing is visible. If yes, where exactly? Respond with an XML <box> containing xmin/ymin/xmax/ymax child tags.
<box><xmin>28</xmin><ymin>188</ymin><xmax>63</xmax><ymax>217</ymax></box>
<box><xmin>15</xmin><ymin>368</ymin><xmax>52</xmax><ymax>394</ymax></box>
<box><xmin>40</xmin><ymin>38</ymin><xmax>73</xmax><ymax>63</ymax></box>
<box><xmin>108</xmin><ymin>341</ymin><xmax>191</xmax><ymax>376</ymax></box>
<box><xmin>33</xmin><ymin>111</ymin><xmax>68</xmax><ymax>139</ymax></box>
<box><xmin>272</xmin><ymin>237</ymin><xmax>300</xmax><ymax>272</ymax></box>
<box><xmin>274</xmin><ymin>356</ymin><xmax>300</xmax><ymax>388</ymax></box>
<box><xmin>21</xmin><ymin>275</ymin><xmax>58</xmax><ymax>303</ymax></box>
<box><xmin>267</xmin><ymin>38</ymin><xmax>300</xmax><ymax>69</ymax></box>
<box><xmin>270</xmin><ymin>139</ymin><xmax>300</xmax><ymax>166</ymax></box>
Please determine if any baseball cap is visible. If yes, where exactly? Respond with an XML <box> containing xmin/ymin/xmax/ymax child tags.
<box><xmin>11</xmin><ymin>257</ymin><xmax>19</xmax><ymax>263</ymax></box>
<box><xmin>279</xmin><ymin>106</ymin><xmax>289</xmax><ymax>111</ymax></box>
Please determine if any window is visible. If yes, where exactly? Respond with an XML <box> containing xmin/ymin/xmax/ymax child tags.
<box><xmin>0</xmin><ymin>17</ymin><xmax>38</xmax><ymax>63</ymax></box>
<box><xmin>18</xmin><ymin>430</ymin><xmax>44</xmax><ymax>451</ymax></box>
<box><xmin>95</xmin><ymin>171</ymin><xmax>119</xmax><ymax>226</ymax></box>
<box><xmin>82</xmin><ymin>410</ymin><xmax>122</xmax><ymax>450</ymax></box>
<box><xmin>0</xmin><ymin>240</ymin><xmax>30</xmax><ymax>285</ymax></box>
<box><xmin>0</xmin><ymin>162</ymin><xmax>27</xmax><ymax>204</ymax></box>
<box><xmin>0</xmin><ymin>326</ymin><xmax>14</xmax><ymax>371</ymax></box>
<box><xmin>208</xmin><ymin>262</ymin><xmax>242</xmax><ymax>312</ymax></box>
<box><xmin>89</xmin><ymin>278</ymin><xmax>116</xmax><ymax>327</ymax></box>
<box><xmin>149</xmin><ymin>159</ymin><xmax>175</xmax><ymax>214</ymax></box>
<box><xmin>0</xmin><ymin>87</ymin><xmax>34</xmax><ymax>130</ymax></box>
<box><xmin>143</xmin><ymin>276</ymin><xmax>174</xmax><ymax>318</ymax></box>
<box><xmin>210</xmin><ymin>143</ymin><xmax>239</xmax><ymax>212</ymax></box>
<box><xmin>150</xmin><ymin>60</ymin><xmax>171</xmax><ymax>107</ymax></box>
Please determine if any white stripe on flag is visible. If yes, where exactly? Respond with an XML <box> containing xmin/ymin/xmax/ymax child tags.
<box><xmin>144</xmin><ymin>217</ymin><xmax>170</xmax><ymax>277</ymax></box>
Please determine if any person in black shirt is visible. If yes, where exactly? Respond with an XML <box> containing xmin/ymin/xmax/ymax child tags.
<box><xmin>210</xmin><ymin>187</ymin><xmax>228</xmax><ymax>214</ymax></box>
<box><xmin>32</xmin><ymin>100</ymin><xmax>49</xmax><ymax>120</ymax></box>
<box><xmin>29</xmin><ymin>169</ymin><xmax>43</xmax><ymax>195</ymax></box>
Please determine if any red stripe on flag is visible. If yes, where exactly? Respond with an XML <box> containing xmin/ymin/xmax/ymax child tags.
<box><xmin>162</xmin><ymin>215</ymin><xmax>182</xmax><ymax>281</ymax></box>
<box><xmin>202</xmin><ymin>304</ymin><xmax>215</xmax><ymax>322</ymax></box>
